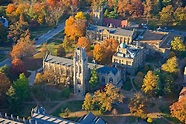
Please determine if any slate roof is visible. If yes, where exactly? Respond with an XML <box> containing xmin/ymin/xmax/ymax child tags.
<box><xmin>97</xmin><ymin>66</ymin><xmax>118</xmax><ymax>75</ymax></box>
<box><xmin>78</xmin><ymin>112</ymin><xmax>106</xmax><ymax>124</ymax></box>
<box><xmin>31</xmin><ymin>113</ymin><xmax>78</xmax><ymax>124</ymax></box>
<box><xmin>44</xmin><ymin>54</ymin><xmax>104</xmax><ymax>69</ymax></box>
<box><xmin>0</xmin><ymin>117</ymin><xmax>23</xmax><ymax>124</ymax></box>
<box><xmin>87</xmin><ymin>24</ymin><xmax>134</xmax><ymax>36</ymax></box>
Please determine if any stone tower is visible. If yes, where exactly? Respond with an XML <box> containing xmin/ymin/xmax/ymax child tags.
<box><xmin>73</xmin><ymin>47</ymin><xmax>89</xmax><ymax>96</ymax></box>
<box><xmin>92</xmin><ymin>6</ymin><xmax>103</xmax><ymax>25</ymax></box>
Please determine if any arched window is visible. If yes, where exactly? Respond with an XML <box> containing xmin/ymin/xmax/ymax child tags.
<box><xmin>109</xmin><ymin>77</ymin><xmax>113</xmax><ymax>83</ymax></box>
<box><xmin>101</xmin><ymin>76</ymin><xmax>105</xmax><ymax>83</ymax></box>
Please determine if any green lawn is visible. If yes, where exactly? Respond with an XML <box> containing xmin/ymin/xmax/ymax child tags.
<box><xmin>52</xmin><ymin>100</ymin><xmax>83</xmax><ymax>117</ymax></box>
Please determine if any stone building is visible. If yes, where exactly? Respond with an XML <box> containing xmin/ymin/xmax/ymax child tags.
<box><xmin>43</xmin><ymin>47</ymin><xmax>124</xmax><ymax>96</ymax></box>
<box><xmin>138</xmin><ymin>30</ymin><xmax>183</xmax><ymax>59</ymax></box>
<box><xmin>92</xmin><ymin>6</ymin><xmax>103</xmax><ymax>25</ymax></box>
<box><xmin>112</xmin><ymin>43</ymin><xmax>145</xmax><ymax>75</ymax></box>
<box><xmin>86</xmin><ymin>24</ymin><xmax>136</xmax><ymax>44</ymax></box>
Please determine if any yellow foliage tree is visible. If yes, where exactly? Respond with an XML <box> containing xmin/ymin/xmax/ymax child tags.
<box><xmin>141</xmin><ymin>70</ymin><xmax>158</xmax><ymax>96</ymax></box>
<box><xmin>75</xmin><ymin>11</ymin><xmax>86</xmax><ymax>20</ymax></box>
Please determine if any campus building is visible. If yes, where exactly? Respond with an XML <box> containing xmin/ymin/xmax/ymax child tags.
<box><xmin>86</xmin><ymin>24</ymin><xmax>136</xmax><ymax>44</ymax></box>
<box><xmin>43</xmin><ymin>47</ymin><xmax>124</xmax><ymax>96</ymax></box>
<box><xmin>112</xmin><ymin>43</ymin><xmax>145</xmax><ymax>75</ymax></box>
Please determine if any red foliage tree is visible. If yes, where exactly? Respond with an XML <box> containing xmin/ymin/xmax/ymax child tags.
<box><xmin>10</xmin><ymin>59</ymin><xmax>27</xmax><ymax>77</ymax></box>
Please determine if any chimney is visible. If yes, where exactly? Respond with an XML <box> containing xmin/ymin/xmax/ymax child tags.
<box><xmin>17</xmin><ymin>116</ymin><xmax>20</xmax><ymax>122</ymax></box>
<box><xmin>4</xmin><ymin>113</ymin><xmax>8</xmax><ymax>119</ymax></box>
<box><xmin>11</xmin><ymin>114</ymin><xmax>14</xmax><ymax>120</ymax></box>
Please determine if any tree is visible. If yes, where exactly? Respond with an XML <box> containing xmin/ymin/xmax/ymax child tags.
<box><xmin>160</xmin><ymin>5</ymin><xmax>174</xmax><ymax>26</ymax></box>
<box><xmin>104</xmin><ymin>9</ymin><xmax>109</xmax><ymax>17</ymax></box>
<box><xmin>93</xmin><ymin>38</ymin><xmax>119</xmax><ymax>64</ymax></box>
<box><xmin>10</xmin><ymin>59</ymin><xmax>27</xmax><ymax>77</ymax></box>
<box><xmin>161</xmin><ymin>56</ymin><xmax>178</xmax><ymax>76</ymax></box>
<box><xmin>117</xmin><ymin>0</ymin><xmax>131</xmax><ymax>17</ymax></box>
<box><xmin>128</xmin><ymin>93</ymin><xmax>148</xmax><ymax>119</ymax></box>
<box><xmin>143</xmin><ymin>0</ymin><xmax>152</xmax><ymax>24</ymax></box>
<box><xmin>162</xmin><ymin>72</ymin><xmax>175</xmax><ymax>96</ymax></box>
<box><xmin>57</xmin><ymin>45</ymin><xmax>66</xmax><ymax>57</ymax></box>
<box><xmin>130</xmin><ymin>0</ymin><xmax>144</xmax><ymax>17</ymax></box>
<box><xmin>89</xmin><ymin>66</ymin><xmax>98</xmax><ymax>88</ymax></box>
<box><xmin>34</xmin><ymin>73</ymin><xmax>44</xmax><ymax>85</ymax></box>
<box><xmin>82</xmin><ymin>93</ymin><xmax>94</xmax><ymax>111</ymax></box>
<box><xmin>93</xmin><ymin>83</ymin><xmax>124</xmax><ymax>112</ymax></box>
<box><xmin>6</xmin><ymin>86</ymin><xmax>20</xmax><ymax>112</ymax></box>
<box><xmin>0</xmin><ymin>65</ymin><xmax>9</xmax><ymax>76</ymax></box>
<box><xmin>8</xmin><ymin>19</ymin><xmax>29</xmax><ymax>42</ymax></box>
<box><xmin>64</xmin><ymin>16</ymin><xmax>86</xmax><ymax>41</ymax></box>
<box><xmin>0</xmin><ymin>72</ymin><xmax>11</xmax><ymax>103</ymax></box>
<box><xmin>174</xmin><ymin>7</ymin><xmax>186</xmax><ymax>25</ymax></box>
<box><xmin>142</xmin><ymin>70</ymin><xmax>159</xmax><ymax>97</ymax></box>
<box><xmin>10</xmin><ymin>34</ymin><xmax>35</xmax><ymax>59</ymax></box>
<box><xmin>75</xmin><ymin>11</ymin><xmax>86</xmax><ymax>20</ymax></box>
<box><xmin>13</xmin><ymin>73</ymin><xmax>30</xmax><ymax>101</ymax></box>
<box><xmin>62</xmin><ymin>36</ymin><xmax>74</xmax><ymax>52</ymax></box>
<box><xmin>6</xmin><ymin>4</ymin><xmax>16</xmax><ymax>14</ymax></box>
<box><xmin>170</xmin><ymin>97</ymin><xmax>186</xmax><ymax>123</ymax></box>
<box><xmin>171</xmin><ymin>37</ymin><xmax>186</xmax><ymax>56</ymax></box>
<box><xmin>76</xmin><ymin>37</ymin><xmax>90</xmax><ymax>51</ymax></box>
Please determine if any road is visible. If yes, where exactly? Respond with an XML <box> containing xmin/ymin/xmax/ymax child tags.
<box><xmin>0</xmin><ymin>22</ymin><xmax>65</xmax><ymax>67</ymax></box>
<box><xmin>34</xmin><ymin>22</ymin><xmax>65</xmax><ymax>47</ymax></box>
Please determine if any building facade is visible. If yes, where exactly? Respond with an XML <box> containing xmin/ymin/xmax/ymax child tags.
<box><xmin>86</xmin><ymin>24</ymin><xmax>136</xmax><ymax>44</ymax></box>
<box><xmin>112</xmin><ymin>43</ymin><xmax>145</xmax><ymax>75</ymax></box>
<box><xmin>43</xmin><ymin>47</ymin><xmax>124</xmax><ymax>96</ymax></box>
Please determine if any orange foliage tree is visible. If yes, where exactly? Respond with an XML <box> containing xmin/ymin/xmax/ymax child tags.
<box><xmin>6</xmin><ymin>4</ymin><xmax>16</xmax><ymax>14</ymax></box>
<box><xmin>76</xmin><ymin>37</ymin><xmax>90</xmax><ymax>51</ymax></box>
<box><xmin>93</xmin><ymin>38</ymin><xmax>119</xmax><ymax>64</ymax></box>
<box><xmin>170</xmin><ymin>97</ymin><xmax>186</xmax><ymax>123</ymax></box>
<box><xmin>64</xmin><ymin>16</ymin><xmax>87</xmax><ymax>41</ymax></box>
<box><xmin>10</xmin><ymin>35</ymin><xmax>35</xmax><ymax>60</ymax></box>
<box><xmin>10</xmin><ymin>59</ymin><xmax>27</xmax><ymax>77</ymax></box>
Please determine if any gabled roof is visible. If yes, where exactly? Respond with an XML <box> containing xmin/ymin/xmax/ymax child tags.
<box><xmin>78</xmin><ymin>112</ymin><xmax>106</xmax><ymax>124</ymax></box>
<box><xmin>87</xmin><ymin>24</ymin><xmax>134</xmax><ymax>36</ymax></box>
<box><xmin>97</xmin><ymin>66</ymin><xmax>118</xmax><ymax>75</ymax></box>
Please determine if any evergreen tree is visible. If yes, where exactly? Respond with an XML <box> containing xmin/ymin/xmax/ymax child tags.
<box><xmin>89</xmin><ymin>66</ymin><xmax>98</xmax><ymax>88</ymax></box>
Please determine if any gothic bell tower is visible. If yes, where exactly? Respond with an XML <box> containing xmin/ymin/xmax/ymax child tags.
<box><xmin>73</xmin><ymin>47</ymin><xmax>89</xmax><ymax>96</ymax></box>
<box><xmin>92</xmin><ymin>6</ymin><xmax>103</xmax><ymax>25</ymax></box>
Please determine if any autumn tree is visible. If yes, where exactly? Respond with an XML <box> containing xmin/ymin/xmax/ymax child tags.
<box><xmin>171</xmin><ymin>37</ymin><xmax>186</xmax><ymax>57</ymax></box>
<box><xmin>82</xmin><ymin>93</ymin><xmax>94</xmax><ymax>111</ymax></box>
<box><xmin>64</xmin><ymin>16</ymin><xmax>86</xmax><ymax>41</ymax></box>
<box><xmin>8</xmin><ymin>19</ymin><xmax>29</xmax><ymax>42</ymax></box>
<box><xmin>0</xmin><ymin>65</ymin><xmax>10</xmax><ymax>76</ymax></box>
<box><xmin>161</xmin><ymin>56</ymin><xmax>178</xmax><ymax>76</ymax></box>
<box><xmin>174</xmin><ymin>7</ymin><xmax>186</xmax><ymax>25</ymax></box>
<box><xmin>13</xmin><ymin>73</ymin><xmax>30</xmax><ymax>101</ymax></box>
<box><xmin>128</xmin><ymin>93</ymin><xmax>148</xmax><ymax>119</ymax></box>
<box><xmin>6</xmin><ymin>4</ymin><xmax>16</xmax><ymax>14</ymax></box>
<box><xmin>10</xmin><ymin>59</ymin><xmax>27</xmax><ymax>77</ymax></box>
<box><xmin>93</xmin><ymin>38</ymin><xmax>119</xmax><ymax>64</ymax></box>
<box><xmin>117</xmin><ymin>0</ymin><xmax>131</xmax><ymax>17</ymax></box>
<box><xmin>89</xmin><ymin>66</ymin><xmax>98</xmax><ymax>88</ymax></box>
<box><xmin>130</xmin><ymin>0</ymin><xmax>144</xmax><ymax>17</ymax></box>
<box><xmin>10</xmin><ymin>35</ymin><xmax>35</xmax><ymax>60</ymax></box>
<box><xmin>62</xmin><ymin>36</ymin><xmax>74</xmax><ymax>52</ymax></box>
<box><xmin>76</xmin><ymin>37</ymin><xmax>90</xmax><ymax>51</ymax></box>
<box><xmin>75</xmin><ymin>11</ymin><xmax>86</xmax><ymax>20</ymax></box>
<box><xmin>34</xmin><ymin>73</ymin><xmax>44</xmax><ymax>85</ymax></box>
<box><xmin>160</xmin><ymin>5</ymin><xmax>174</xmax><ymax>26</ymax></box>
<box><xmin>170</xmin><ymin>97</ymin><xmax>186</xmax><ymax>122</ymax></box>
<box><xmin>0</xmin><ymin>72</ymin><xmax>11</xmax><ymax>104</ymax></box>
<box><xmin>57</xmin><ymin>45</ymin><xmax>66</xmax><ymax>57</ymax></box>
<box><xmin>142</xmin><ymin>70</ymin><xmax>159</xmax><ymax>97</ymax></box>
<box><xmin>93</xmin><ymin>83</ymin><xmax>124</xmax><ymax>112</ymax></box>
<box><xmin>143</xmin><ymin>0</ymin><xmax>152</xmax><ymax>24</ymax></box>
